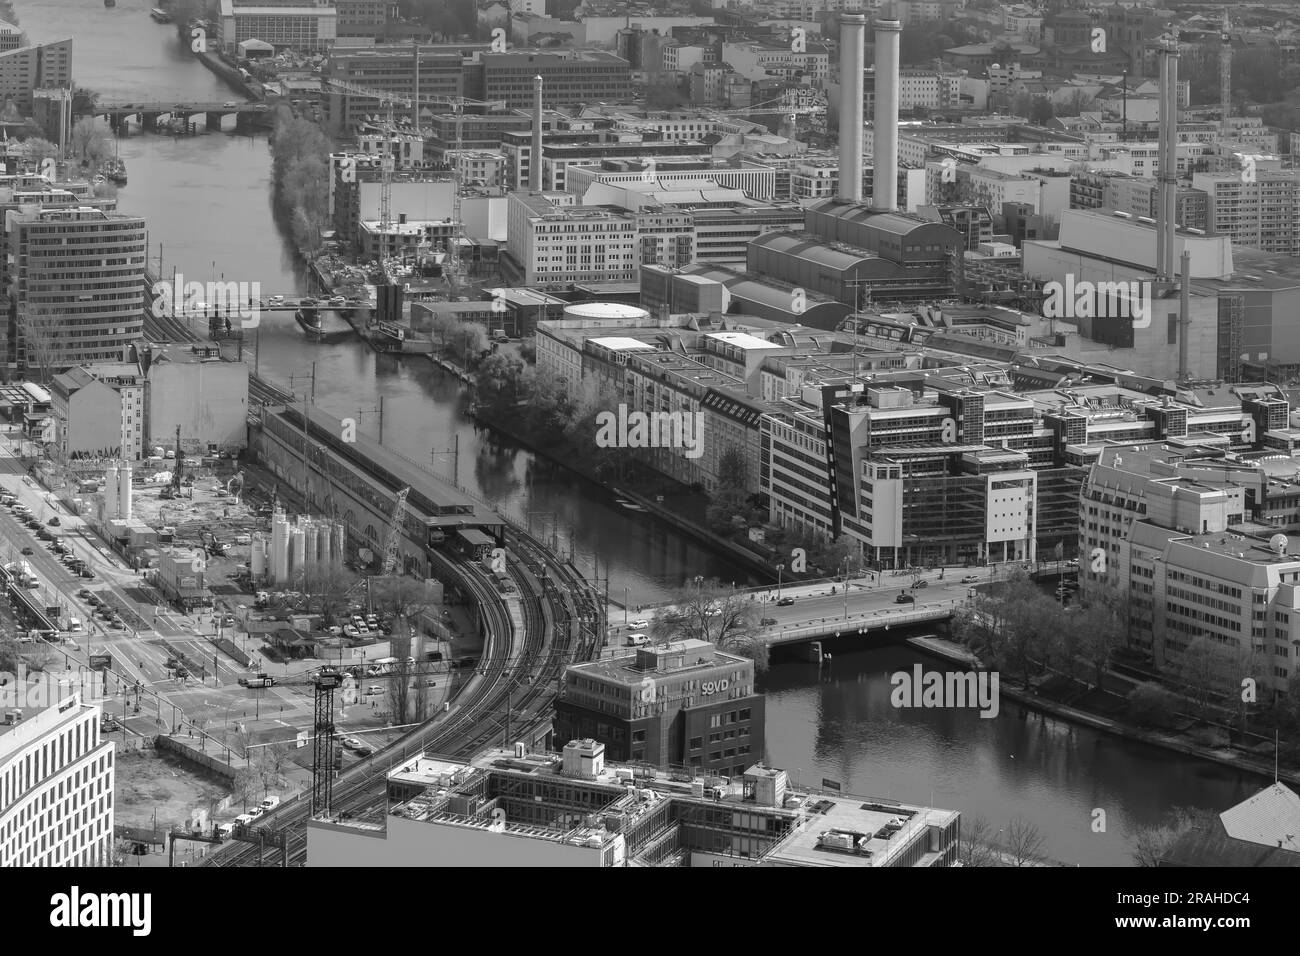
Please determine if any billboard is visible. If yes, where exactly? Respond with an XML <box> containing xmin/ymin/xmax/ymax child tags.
<box><xmin>89</xmin><ymin>654</ymin><xmax>112</xmax><ymax>671</ymax></box>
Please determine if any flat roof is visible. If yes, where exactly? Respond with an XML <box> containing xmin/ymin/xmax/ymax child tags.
<box><xmin>588</xmin><ymin>336</ymin><xmax>659</xmax><ymax>351</ymax></box>
<box><xmin>766</xmin><ymin>799</ymin><xmax>957</xmax><ymax>868</ymax></box>
<box><xmin>705</xmin><ymin>331</ymin><xmax>782</xmax><ymax>350</ymax></box>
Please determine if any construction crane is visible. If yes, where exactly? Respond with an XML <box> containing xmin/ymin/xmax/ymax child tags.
<box><xmin>380</xmin><ymin>486</ymin><xmax>411</xmax><ymax>577</ymax></box>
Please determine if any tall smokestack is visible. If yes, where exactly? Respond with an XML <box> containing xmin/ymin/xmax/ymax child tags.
<box><xmin>871</xmin><ymin>17</ymin><xmax>902</xmax><ymax>212</ymax></box>
<box><xmin>531</xmin><ymin>75</ymin><xmax>543</xmax><ymax>192</ymax></box>
<box><xmin>837</xmin><ymin>14</ymin><xmax>867</xmax><ymax>203</ymax></box>
<box><xmin>1178</xmin><ymin>249</ymin><xmax>1191</xmax><ymax>380</ymax></box>
<box><xmin>1156</xmin><ymin>33</ymin><xmax>1179</xmax><ymax>283</ymax></box>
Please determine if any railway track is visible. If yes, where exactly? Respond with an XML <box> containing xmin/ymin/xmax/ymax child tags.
<box><xmin>205</xmin><ymin>552</ymin><xmax>518</xmax><ymax>866</ymax></box>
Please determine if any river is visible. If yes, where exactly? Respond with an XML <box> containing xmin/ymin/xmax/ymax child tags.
<box><xmin>27</xmin><ymin>2</ymin><xmax>1264</xmax><ymax>865</ymax></box>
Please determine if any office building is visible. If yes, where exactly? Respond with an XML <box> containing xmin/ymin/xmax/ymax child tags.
<box><xmin>217</xmin><ymin>0</ymin><xmax>338</xmax><ymax>54</ymax></box>
<box><xmin>307</xmin><ymin>740</ymin><xmax>961</xmax><ymax>867</ymax></box>
<box><xmin>554</xmin><ymin>639</ymin><xmax>764</xmax><ymax>777</ymax></box>
<box><xmin>504</xmin><ymin>191</ymin><xmax>638</xmax><ymax>287</ymax></box>
<box><xmin>0</xmin><ymin>38</ymin><xmax>71</xmax><ymax>116</ymax></box>
<box><xmin>6</xmin><ymin>207</ymin><xmax>147</xmax><ymax>375</ymax></box>
<box><xmin>334</xmin><ymin>0</ymin><xmax>392</xmax><ymax>39</ymax></box>
<box><xmin>0</xmin><ymin>695</ymin><xmax>115</xmax><ymax>867</ymax></box>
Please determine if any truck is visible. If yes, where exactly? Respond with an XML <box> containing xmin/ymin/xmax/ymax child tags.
<box><xmin>238</xmin><ymin>674</ymin><xmax>275</xmax><ymax>688</ymax></box>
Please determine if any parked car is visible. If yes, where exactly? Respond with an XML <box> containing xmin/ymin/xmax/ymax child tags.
<box><xmin>912</xmin><ymin>580</ymin><xmax>928</xmax><ymax>589</ymax></box>
<box><xmin>629</xmin><ymin>619</ymin><xmax>649</xmax><ymax>629</ymax></box>
<box><xmin>894</xmin><ymin>593</ymin><xmax>915</xmax><ymax>604</ymax></box>
<box><xmin>343</xmin><ymin>737</ymin><xmax>363</xmax><ymax>751</ymax></box>
<box><xmin>366</xmin><ymin>685</ymin><xmax>384</xmax><ymax>695</ymax></box>
<box><xmin>776</xmin><ymin>596</ymin><xmax>795</xmax><ymax>607</ymax></box>
<box><xmin>961</xmin><ymin>575</ymin><xmax>980</xmax><ymax>584</ymax></box>
<box><xmin>19</xmin><ymin>547</ymin><xmax>32</xmax><ymax>555</ymax></box>
<box><xmin>80</xmin><ymin>569</ymin><xmax>95</xmax><ymax>579</ymax></box>
<box><xmin>47</xmin><ymin>516</ymin><xmax>59</xmax><ymax>526</ymax></box>
<box><xmin>760</xmin><ymin>618</ymin><xmax>777</xmax><ymax>626</ymax></box>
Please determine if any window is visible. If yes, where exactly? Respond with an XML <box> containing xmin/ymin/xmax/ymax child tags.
<box><xmin>631</xmin><ymin>729</ymin><xmax>646</xmax><ymax>743</ymax></box>
<box><xmin>688</xmin><ymin>736</ymin><xmax>703</xmax><ymax>750</ymax></box>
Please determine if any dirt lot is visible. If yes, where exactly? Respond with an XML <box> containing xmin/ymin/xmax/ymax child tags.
<box><xmin>114</xmin><ymin>747</ymin><xmax>232</xmax><ymax>830</ymax></box>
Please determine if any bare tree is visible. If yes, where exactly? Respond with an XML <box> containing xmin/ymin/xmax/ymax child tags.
<box><xmin>651</xmin><ymin>578</ymin><xmax>759</xmax><ymax>655</ymax></box>
<box><xmin>957</xmin><ymin>815</ymin><xmax>1000</xmax><ymax>867</ymax></box>
<box><xmin>255</xmin><ymin>742</ymin><xmax>292</xmax><ymax>797</ymax></box>
<box><xmin>230</xmin><ymin>767</ymin><xmax>257</xmax><ymax>811</ymax></box>
<box><xmin>22</xmin><ymin>137</ymin><xmax>58</xmax><ymax>164</ymax></box>
<box><xmin>20</xmin><ymin>303</ymin><xmax>64</xmax><ymax>383</ymax></box>
<box><xmin>1131</xmin><ymin>806</ymin><xmax>1214</xmax><ymax>867</ymax></box>
<box><xmin>69</xmin><ymin>117</ymin><xmax>111</xmax><ymax>169</ymax></box>
<box><xmin>1003</xmin><ymin>816</ymin><xmax>1045</xmax><ymax>867</ymax></box>
<box><xmin>296</xmin><ymin>560</ymin><xmax>360</xmax><ymax>627</ymax></box>
<box><xmin>388</xmin><ymin>656</ymin><xmax>412</xmax><ymax>724</ymax></box>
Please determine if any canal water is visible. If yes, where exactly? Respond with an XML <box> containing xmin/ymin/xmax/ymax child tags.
<box><xmin>33</xmin><ymin>2</ymin><xmax>1265</xmax><ymax>864</ymax></box>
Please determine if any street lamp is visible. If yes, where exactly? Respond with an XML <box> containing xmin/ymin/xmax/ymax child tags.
<box><xmin>775</xmin><ymin>564</ymin><xmax>784</xmax><ymax>600</ymax></box>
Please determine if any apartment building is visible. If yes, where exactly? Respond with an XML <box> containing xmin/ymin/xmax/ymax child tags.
<box><xmin>48</xmin><ymin>364</ymin><xmax>144</xmax><ymax>462</ymax></box>
<box><xmin>6</xmin><ymin>207</ymin><xmax>147</xmax><ymax>374</ymax></box>
<box><xmin>0</xmin><ymin>38</ymin><xmax>71</xmax><ymax>116</ymax></box>
<box><xmin>0</xmin><ymin>695</ymin><xmax>115</xmax><ymax>867</ymax></box>
<box><xmin>217</xmin><ymin>0</ymin><xmax>338</xmax><ymax>53</ymax></box>
<box><xmin>1192</xmin><ymin>170</ymin><xmax>1300</xmax><ymax>258</ymax></box>
<box><xmin>555</xmin><ymin>640</ymin><xmax>764</xmax><ymax>777</ymax></box>
<box><xmin>444</xmin><ymin>149</ymin><xmax>506</xmax><ymax>188</ymax></box>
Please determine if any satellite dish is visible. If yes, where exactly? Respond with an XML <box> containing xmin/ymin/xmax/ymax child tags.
<box><xmin>1270</xmin><ymin>534</ymin><xmax>1288</xmax><ymax>555</ymax></box>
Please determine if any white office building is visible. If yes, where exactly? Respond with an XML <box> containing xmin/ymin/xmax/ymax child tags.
<box><xmin>0</xmin><ymin>694</ymin><xmax>115</xmax><ymax>867</ymax></box>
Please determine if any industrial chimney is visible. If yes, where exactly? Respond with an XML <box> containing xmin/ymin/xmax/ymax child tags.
<box><xmin>1178</xmin><ymin>248</ymin><xmax>1191</xmax><ymax>380</ymax></box>
<box><xmin>871</xmin><ymin>17</ymin><xmax>902</xmax><ymax>212</ymax></box>
<box><xmin>531</xmin><ymin>75</ymin><xmax>544</xmax><ymax>192</ymax></box>
<box><xmin>1155</xmin><ymin>33</ymin><xmax>1179</xmax><ymax>284</ymax></box>
<box><xmin>837</xmin><ymin>13</ymin><xmax>867</xmax><ymax>203</ymax></box>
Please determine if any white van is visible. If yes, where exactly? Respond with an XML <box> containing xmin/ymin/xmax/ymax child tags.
<box><xmin>234</xmin><ymin>813</ymin><xmax>255</xmax><ymax>827</ymax></box>
<box><xmin>626</xmin><ymin>631</ymin><xmax>649</xmax><ymax>647</ymax></box>
<box><xmin>67</xmin><ymin>617</ymin><xmax>83</xmax><ymax>633</ymax></box>
<box><xmin>215</xmin><ymin>823</ymin><xmax>235</xmax><ymax>838</ymax></box>
<box><xmin>260</xmin><ymin>796</ymin><xmax>280</xmax><ymax>812</ymax></box>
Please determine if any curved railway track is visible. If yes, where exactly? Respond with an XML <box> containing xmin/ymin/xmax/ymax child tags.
<box><xmin>205</xmin><ymin>528</ymin><xmax>602</xmax><ymax>867</ymax></box>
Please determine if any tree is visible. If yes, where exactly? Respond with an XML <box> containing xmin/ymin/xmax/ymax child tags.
<box><xmin>21</xmin><ymin>304</ymin><xmax>64</xmax><ymax>383</ymax></box>
<box><xmin>717</xmin><ymin>445</ymin><xmax>748</xmax><ymax>492</ymax></box>
<box><xmin>71</xmin><ymin>86</ymin><xmax>100</xmax><ymax>117</ymax></box>
<box><xmin>297</xmin><ymin>560</ymin><xmax>359</xmax><ymax>627</ymax></box>
<box><xmin>388</xmin><ymin>656</ymin><xmax>412</xmax><ymax>724</ymax></box>
<box><xmin>1127</xmin><ymin>682</ymin><xmax>1177</xmax><ymax>728</ymax></box>
<box><xmin>255</xmin><ymin>743</ymin><xmax>292</xmax><ymax>797</ymax></box>
<box><xmin>230</xmin><ymin>767</ymin><xmax>257</xmax><ymax>811</ymax></box>
<box><xmin>1073</xmin><ymin>594</ymin><xmax>1126</xmax><ymax>688</ymax></box>
<box><xmin>1131</xmin><ymin>806</ymin><xmax>1214</xmax><ymax>867</ymax></box>
<box><xmin>475</xmin><ymin>352</ymin><xmax>525</xmax><ymax>416</ymax></box>
<box><xmin>370</xmin><ymin>575</ymin><xmax>439</xmax><ymax>656</ymax></box>
<box><xmin>449</xmin><ymin>322</ymin><xmax>489</xmax><ymax>367</ymax></box>
<box><xmin>707</xmin><ymin>487</ymin><xmax>751</xmax><ymax>534</ymax></box>
<box><xmin>21</xmin><ymin>137</ymin><xmax>57</xmax><ymax>164</ymax></box>
<box><xmin>957</xmin><ymin>814</ymin><xmax>999</xmax><ymax>867</ymax></box>
<box><xmin>650</xmin><ymin>578</ymin><xmax>758</xmax><ymax>652</ymax></box>
<box><xmin>68</xmin><ymin>117</ymin><xmax>111</xmax><ymax>169</ymax></box>
<box><xmin>430</xmin><ymin>313</ymin><xmax>460</xmax><ymax>353</ymax></box>
<box><xmin>1057</xmin><ymin>88</ymin><xmax>1097</xmax><ymax>117</ymax></box>
<box><xmin>0</xmin><ymin>635</ymin><xmax>21</xmax><ymax>673</ymax></box>
<box><xmin>1175</xmin><ymin>636</ymin><xmax>1240</xmax><ymax>718</ymax></box>
<box><xmin>1002</xmin><ymin>816</ymin><xmax>1045</xmax><ymax>867</ymax></box>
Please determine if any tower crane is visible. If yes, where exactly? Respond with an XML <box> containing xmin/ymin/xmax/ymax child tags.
<box><xmin>1220</xmin><ymin>8</ymin><xmax>1232</xmax><ymax>138</ymax></box>
<box><xmin>380</xmin><ymin>486</ymin><xmax>411</xmax><ymax>577</ymax></box>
